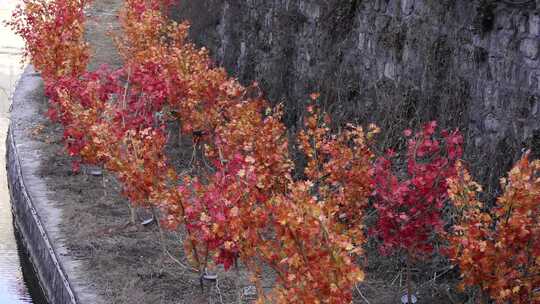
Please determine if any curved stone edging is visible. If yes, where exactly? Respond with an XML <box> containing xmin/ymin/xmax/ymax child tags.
<box><xmin>7</xmin><ymin>123</ymin><xmax>79</xmax><ymax>304</ymax></box>
<box><xmin>6</xmin><ymin>66</ymin><xmax>80</xmax><ymax>304</ymax></box>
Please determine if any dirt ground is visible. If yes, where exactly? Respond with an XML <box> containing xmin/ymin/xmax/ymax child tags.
<box><xmin>28</xmin><ymin>0</ymin><xmax>470</xmax><ymax>303</ymax></box>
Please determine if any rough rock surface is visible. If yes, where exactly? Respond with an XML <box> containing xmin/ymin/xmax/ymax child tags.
<box><xmin>172</xmin><ymin>0</ymin><xmax>540</xmax><ymax>193</ymax></box>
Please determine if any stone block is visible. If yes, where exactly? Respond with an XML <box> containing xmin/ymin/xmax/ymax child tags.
<box><xmin>358</xmin><ymin>32</ymin><xmax>366</xmax><ymax>49</ymax></box>
<box><xmin>518</xmin><ymin>14</ymin><xmax>528</xmax><ymax>33</ymax></box>
<box><xmin>401</xmin><ymin>0</ymin><xmax>415</xmax><ymax>16</ymax></box>
<box><xmin>530</xmin><ymin>14</ymin><xmax>540</xmax><ymax>36</ymax></box>
<box><xmin>521</xmin><ymin>38</ymin><xmax>539</xmax><ymax>60</ymax></box>
<box><xmin>374</xmin><ymin>0</ymin><xmax>388</xmax><ymax>13</ymax></box>
<box><xmin>384</xmin><ymin>61</ymin><xmax>396</xmax><ymax>79</ymax></box>
<box><xmin>484</xmin><ymin>113</ymin><xmax>500</xmax><ymax>132</ymax></box>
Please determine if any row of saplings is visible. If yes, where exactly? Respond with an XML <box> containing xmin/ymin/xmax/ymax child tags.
<box><xmin>9</xmin><ymin>0</ymin><xmax>540</xmax><ymax>302</ymax></box>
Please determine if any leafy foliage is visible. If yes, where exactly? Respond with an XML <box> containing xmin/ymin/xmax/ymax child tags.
<box><xmin>10</xmin><ymin>0</ymin><xmax>375</xmax><ymax>302</ymax></box>
<box><xmin>8</xmin><ymin>0</ymin><xmax>89</xmax><ymax>80</ymax></box>
<box><xmin>11</xmin><ymin>0</ymin><xmax>540</xmax><ymax>303</ymax></box>
<box><xmin>372</xmin><ymin>121</ymin><xmax>463</xmax><ymax>258</ymax></box>
<box><xmin>448</xmin><ymin>153</ymin><xmax>540</xmax><ymax>303</ymax></box>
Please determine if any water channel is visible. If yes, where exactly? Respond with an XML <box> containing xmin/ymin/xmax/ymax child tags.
<box><xmin>0</xmin><ymin>1</ymin><xmax>48</xmax><ymax>303</ymax></box>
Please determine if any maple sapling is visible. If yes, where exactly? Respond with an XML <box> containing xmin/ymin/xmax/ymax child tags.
<box><xmin>448</xmin><ymin>152</ymin><xmax>540</xmax><ymax>303</ymax></box>
<box><xmin>372</xmin><ymin>121</ymin><xmax>463</xmax><ymax>303</ymax></box>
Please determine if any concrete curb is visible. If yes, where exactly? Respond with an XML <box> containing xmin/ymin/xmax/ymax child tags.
<box><xmin>6</xmin><ymin>66</ymin><xmax>79</xmax><ymax>304</ymax></box>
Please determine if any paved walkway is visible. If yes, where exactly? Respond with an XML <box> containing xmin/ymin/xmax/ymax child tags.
<box><xmin>0</xmin><ymin>1</ymin><xmax>33</xmax><ymax>303</ymax></box>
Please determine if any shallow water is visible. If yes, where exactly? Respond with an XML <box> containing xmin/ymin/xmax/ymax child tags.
<box><xmin>0</xmin><ymin>1</ymin><xmax>48</xmax><ymax>303</ymax></box>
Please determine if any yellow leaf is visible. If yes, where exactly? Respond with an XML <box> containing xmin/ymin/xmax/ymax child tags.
<box><xmin>230</xmin><ymin>207</ymin><xmax>239</xmax><ymax>217</ymax></box>
<box><xmin>355</xmin><ymin>270</ymin><xmax>365</xmax><ymax>282</ymax></box>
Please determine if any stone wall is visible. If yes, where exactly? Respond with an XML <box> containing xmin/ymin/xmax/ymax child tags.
<box><xmin>172</xmin><ymin>0</ymin><xmax>540</xmax><ymax>194</ymax></box>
